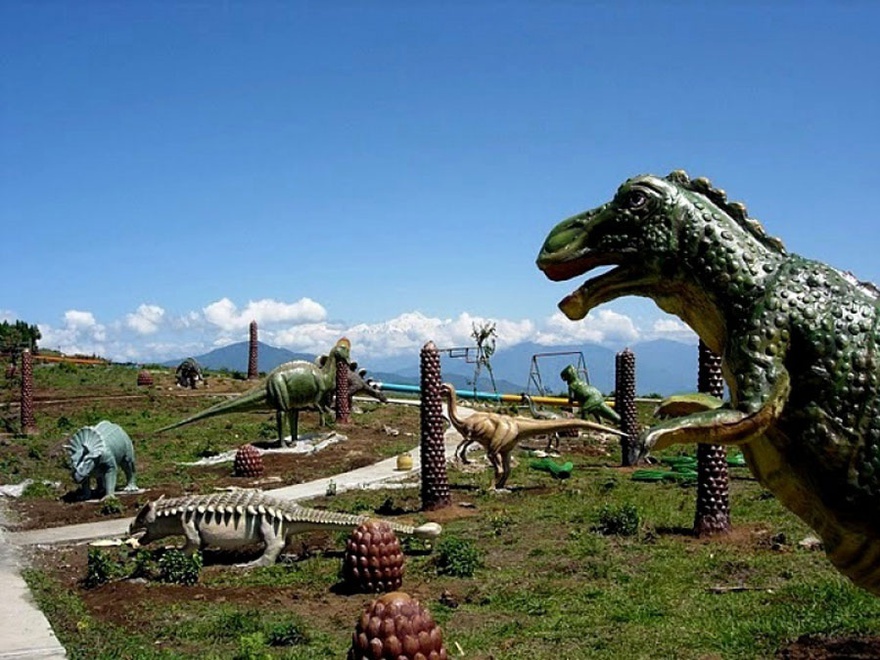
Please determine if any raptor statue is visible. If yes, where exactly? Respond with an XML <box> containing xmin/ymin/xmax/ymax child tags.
<box><xmin>537</xmin><ymin>170</ymin><xmax>880</xmax><ymax>594</ymax></box>
<box><xmin>129</xmin><ymin>488</ymin><xmax>441</xmax><ymax>568</ymax></box>
<box><xmin>157</xmin><ymin>338</ymin><xmax>350</xmax><ymax>446</ymax></box>
<box><xmin>442</xmin><ymin>383</ymin><xmax>626</xmax><ymax>489</ymax></box>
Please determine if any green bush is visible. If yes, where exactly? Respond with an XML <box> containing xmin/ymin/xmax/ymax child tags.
<box><xmin>158</xmin><ymin>549</ymin><xmax>202</xmax><ymax>585</ymax></box>
<box><xmin>84</xmin><ymin>548</ymin><xmax>122</xmax><ymax>588</ymax></box>
<box><xmin>434</xmin><ymin>536</ymin><xmax>482</xmax><ymax>577</ymax></box>
<box><xmin>232</xmin><ymin>632</ymin><xmax>270</xmax><ymax>660</ymax></box>
<box><xmin>21</xmin><ymin>480</ymin><xmax>56</xmax><ymax>498</ymax></box>
<box><xmin>99</xmin><ymin>496</ymin><xmax>124</xmax><ymax>515</ymax></box>
<box><xmin>595</xmin><ymin>503</ymin><xmax>640</xmax><ymax>536</ymax></box>
<box><xmin>266</xmin><ymin>621</ymin><xmax>310</xmax><ymax>647</ymax></box>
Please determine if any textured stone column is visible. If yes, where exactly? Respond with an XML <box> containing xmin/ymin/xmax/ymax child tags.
<box><xmin>247</xmin><ymin>320</ymin><xmax>259</xmax><ymax>379</ymax></box>
<box><xmin>336</xmin><ymin>361</ymin><xmax>351</xmax><ymax>424</ymax></box>
<box><xmin>419</xmin><ymin>341</ymin><xmax>450</xmax><ymax>510</ymax></box>
<box><xmin>615</xmin><ymin>348</ymin><xmax>639</xmax><ymax>466</ymax></box>
<box><xmin>20</xmin><ymin>349</ymin><xmax>36</xmax><ymax>435</ymax></box>
<box><xmin>694</xmin><ymin>340</ymin><xmax>731</xmax><ymax>537</ymax></box>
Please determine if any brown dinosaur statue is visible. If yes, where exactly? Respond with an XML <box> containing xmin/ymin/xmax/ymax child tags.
<box><xmin>441</xmin><ymin>383</ymin><xmax>626</xmax><ymax>489</ymax></box>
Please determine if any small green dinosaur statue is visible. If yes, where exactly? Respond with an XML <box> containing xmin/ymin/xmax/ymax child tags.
<box><xmin>157</xmin><ymin>338</ymin><xmax>350</xmax><ymax>446</ymax></box>
<box><xmin>537</xmin><ymin>170</ymin><xmax>880</xmax><ymax>594</ymax></box>
<box><xmin>559</xmin><ymin>364</ymin><xmax>621</xmax><ymax>425</ymax></box>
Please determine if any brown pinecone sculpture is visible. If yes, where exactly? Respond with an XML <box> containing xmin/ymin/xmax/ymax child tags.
<box><xmin>343</xmin><ymin>520</ymin><xmax>404</xmax><ymax>593</ymax></box>
<box><xmin>615</xmin><ymin>348</ymin><xmax>638</xmax><ymax>466</ymax></box>
<box><xmin>233</xmin><ymin>444</ymin><xmax>264</xmax><ymax>477</ymax></box>
<box><xmin>420</xmin><ymin>341</ymin><xmax>450</xmax><ymax>510</ymax></box>
<box><xmin>136</xmin><ymin>369</ymin><xmax>154</xmax><ymax>387</ymax></box>
<box><xmin>348</xmin><ymin>591</ymin><xmax>448</xmax><ymax>660</ymax></box>
<box><xmin>694</xmin><ymin>340</ymin><xmax>731</xmax><ymax>537</ymax></box>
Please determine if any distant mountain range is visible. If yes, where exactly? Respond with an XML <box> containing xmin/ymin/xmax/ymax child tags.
<box><xmin>164</xmin><ymin>339</ymin><xmax>702</xmax><ymax>396</ymax></box>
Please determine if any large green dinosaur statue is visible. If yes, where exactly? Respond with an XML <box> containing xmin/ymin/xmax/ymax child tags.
<box><xmin>157</xmin><ymin>338</ymin><xmax>350</xmax><ymax>446</ymax></box>
<box><xmin>537</xmin><ymin>170</ymin><xmax>880</xmax><ymax>595</ymax></box>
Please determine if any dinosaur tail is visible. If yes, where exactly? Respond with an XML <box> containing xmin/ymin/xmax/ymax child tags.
<box><xmin>155</xmin><ymin>385</ymin><xmax>269</xmax><ymax>434</ymax></box>
<box><xmin>518</xmin><ymin>417</ymin><xmax>628</xmax><ymax>439</ymax></box>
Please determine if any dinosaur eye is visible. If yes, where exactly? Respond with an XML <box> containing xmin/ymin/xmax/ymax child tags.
<box><xmin>625</xmin><ymin>190</ymin><xmax>648</xmax><ymax>209</ymax></box>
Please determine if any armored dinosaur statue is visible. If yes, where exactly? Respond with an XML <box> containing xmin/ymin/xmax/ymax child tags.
<box><xmin>175</xmin><ymin>357</ymin><xmax>204</xmax><ymax>389</ymax></box>
<box><xmin>128</xmin><ymin>488</ymin><xmax>442</xmax><ymax>567</ymax></box>
<box><xmin>64</xmin><ymin>420</ymin><xmax>138</xmax><ymax>499</ymax></box>
<box><xmin>537</xmin><ymin>170</ymin><xmax>880</xmax><ymax>594</ymax></box>
<box><xmin>157</xmin><ymin>338</ymin><xmax>351</xmax><ymax>446</ymax></box>
<box><xmin>323</xmin><ymin>362</ymin><xmax>389</xmax><ymax>407</ymax></box>
<box><xmin>559</xmin><ymin>364</ymin><xmax>621</xmax><ymax>425</ymax></box>
<box><xmin>442</xmin><ymin>383</ymin><xmax>625</xmax><ymax>489</ymax></box>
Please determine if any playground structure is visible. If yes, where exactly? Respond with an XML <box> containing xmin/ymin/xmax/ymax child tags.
<box><xmin>527</xmin><ymin>350</ymin><xmax>590</xmax><ymax>397</ymax></box>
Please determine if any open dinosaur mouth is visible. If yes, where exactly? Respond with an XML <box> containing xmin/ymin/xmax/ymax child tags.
<box><xmin>540</xmin><ymin>252</ymin><xmax>642</xmax><ymax>321</ymax></box>
<box><xmin>558</xmin><ymin>265</ymin><xmax>635</xmax><ymax>319</ymax></box>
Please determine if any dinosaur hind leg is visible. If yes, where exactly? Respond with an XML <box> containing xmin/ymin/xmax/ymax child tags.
<box><xmin>287</xmin><ymin>409</ymin><xmax>299</xmax><ymax>446</ymax></box>
<box><xmin>456</xmin><ymin>437</ymin><xmax>474</xmax><ymax>464</ymax></box>
<box><xmin>488</xmin><ymin>450</ymin><xmax>510</xmax><ymax>490</ymax></box>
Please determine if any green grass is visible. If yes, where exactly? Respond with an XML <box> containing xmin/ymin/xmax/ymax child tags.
<box><xmin>10</xmin><ymin>362</ymin><xmax>880</xmax><ymax>658</ymax></box>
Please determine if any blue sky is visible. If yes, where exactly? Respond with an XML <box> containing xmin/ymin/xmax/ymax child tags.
<box><xmin>2</xmin><ymin>2</ymin><xmax>878</xmax><ymax>364</ymax></box>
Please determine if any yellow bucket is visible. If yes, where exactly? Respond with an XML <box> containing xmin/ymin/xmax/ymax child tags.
<box><xmin>396</xmin><ymin>453</ymin><xmax>414</xmax><ymax>471</ymax></box>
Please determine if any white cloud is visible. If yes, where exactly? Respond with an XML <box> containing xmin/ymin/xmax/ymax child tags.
<box><xmin>0</xmin><ymin>309</ymin><xmax>16</xmax><ymax>323</ymax></box>
<box><xmin>647</xmin><ymin>317</ymin><xmax>698</xmax><ymax>344</ymax></box>
<box><xmin>39</xmin><ymin>309</ymin><xmax>108</xmax><ymax>356</ymax></box>
<box><xmin>203</xmin><ymin>297</ymin><xmax>327</xmax><ymax>332</ymax></box>
<box><xmin>125</xmin><ymin>304</ymin><xmax>165</xmax><ymax>335</ymax></box>
<box><xmin>64</xmin><ymin>310</ymin><xmax>98</xmax><ymax>329</ymax></box>
<box><xmin>33</xmin><ymin>295</ymin><xmax>696</xmax><ymax>366</ymax></box>
<box><xmin>534</xmin><ymin>309</ymin><xmax>639</xmax><ymax>346</ymax></box>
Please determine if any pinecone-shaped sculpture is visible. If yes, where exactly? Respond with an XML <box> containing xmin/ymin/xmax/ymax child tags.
<box><xmin>343</xmin><ymin>520</ymin><xmax>404</xmax><ymax>593</ymax></box>
<box><xmin>136</xmin><ymin>369</ymin><xmax>153</xmax><ymax>387</ymax></box>
<box><xmin>20</xmin><ymin>349</ymin><xmax>36</xmax><ymax>435</ymax></box>
<box><xmin>694</xmin><ymin>340</ymin><xmax>731</xmax><ymax>537</ymax></box>
<box><xmin>233</xmin><ymin>444</ymin><xmax>264</xmax><ymax>477</ymax></box>
<box><xmin>336</xmin><ymin>357</ymin><xmax>351</xmax><ymax>424</ymax></box>
<box><xmin>348</xmin><ymin>591</ymin><xmax>448</xmax><ymax>660</ymax></box>
<box><xmin>615</xmin><ymin>348</ymin><xmax>638</xmax><ymax>466</ymax></box>
<box><xmin>420</xmin><ymin>341</ymin><xmax>451</xmax><ymax>511</ymax></box>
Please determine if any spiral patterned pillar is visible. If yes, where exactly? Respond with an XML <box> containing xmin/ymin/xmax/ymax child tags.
<box><xmin>614</xmin><ymin>348</ymin><xmax>639</xmax><ymax>466</ymax></box>
<box><xmin>335</xmin><ymin>361</ymin><xmax>351</xmax><ymax>424</ymax></box>
<box><xmin>20</xmin><ymin>349</ymin><xmax>37</xmax><ymax>435</ymax></box>
<box><xmin>694</xmin><ymin>339</ymin><xmax>731</xmax><ymax>536</ymax></box>
<box><xmin>247</xmin><ymin>320</ymin><xmax>259</xmax><ymax>380</ymax></box>
<box><xmin>419</xmin><ymin>341</ymin><xmax>451</xmax><ymax>510</ymax></box>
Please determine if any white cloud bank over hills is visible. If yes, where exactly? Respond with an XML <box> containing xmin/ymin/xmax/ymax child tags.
<box><xmin>34</xmin><ymin>296</ymin><xmax>696</xmax><ymax>363</ymax></box>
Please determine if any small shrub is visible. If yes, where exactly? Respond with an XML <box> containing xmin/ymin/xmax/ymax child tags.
<box><xmin>99</xmin><ymin>496</ymin><xmax>124</xmax><ymax>516</ymax></box>
<box><xmin>21</xmin><ymin>480</ymin><xmax>56</xmax><ymax>498</ymax></box>
<box><xmin>84</xmin><ymin>548</ymin><xmax>121</xmax><ymax>588</ymax></box>
<box><xmin>266</xmin><ymin>621</ymin><xmax>310</xmax><ymax>647</ymax></box>
<box><xmin>158</xmin><ymin>549</ymin><xmax>202</xmax><ymax>585</ymax></box>
<box><xmin>489</xmin><ymin>513</ymin><xmax>513</xmax><ymax>536</ymax></box>
<box><xmin>257</xmin><ymin>422</ymin><xmax>277</xmax><ymax>440</ymax></box>
<box><xmin>232</xmin><ymin>632</ymin><xmax>270</xmax><ymax>660</ymax></box>
<box><xmin>434</xmin><ymin>536</ymin><xmax>482</xmax><ymax>577</ymax></box>
<box><xmin>595</xmin><ymin>503</ymin><xmax>640</xmax><ymax>536</ymax></box>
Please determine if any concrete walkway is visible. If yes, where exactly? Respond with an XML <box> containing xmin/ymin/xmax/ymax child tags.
<box><xmin>0</xmin><ymin>405</ymin><xmax>470</xmax><ymax>658</ymax></box>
